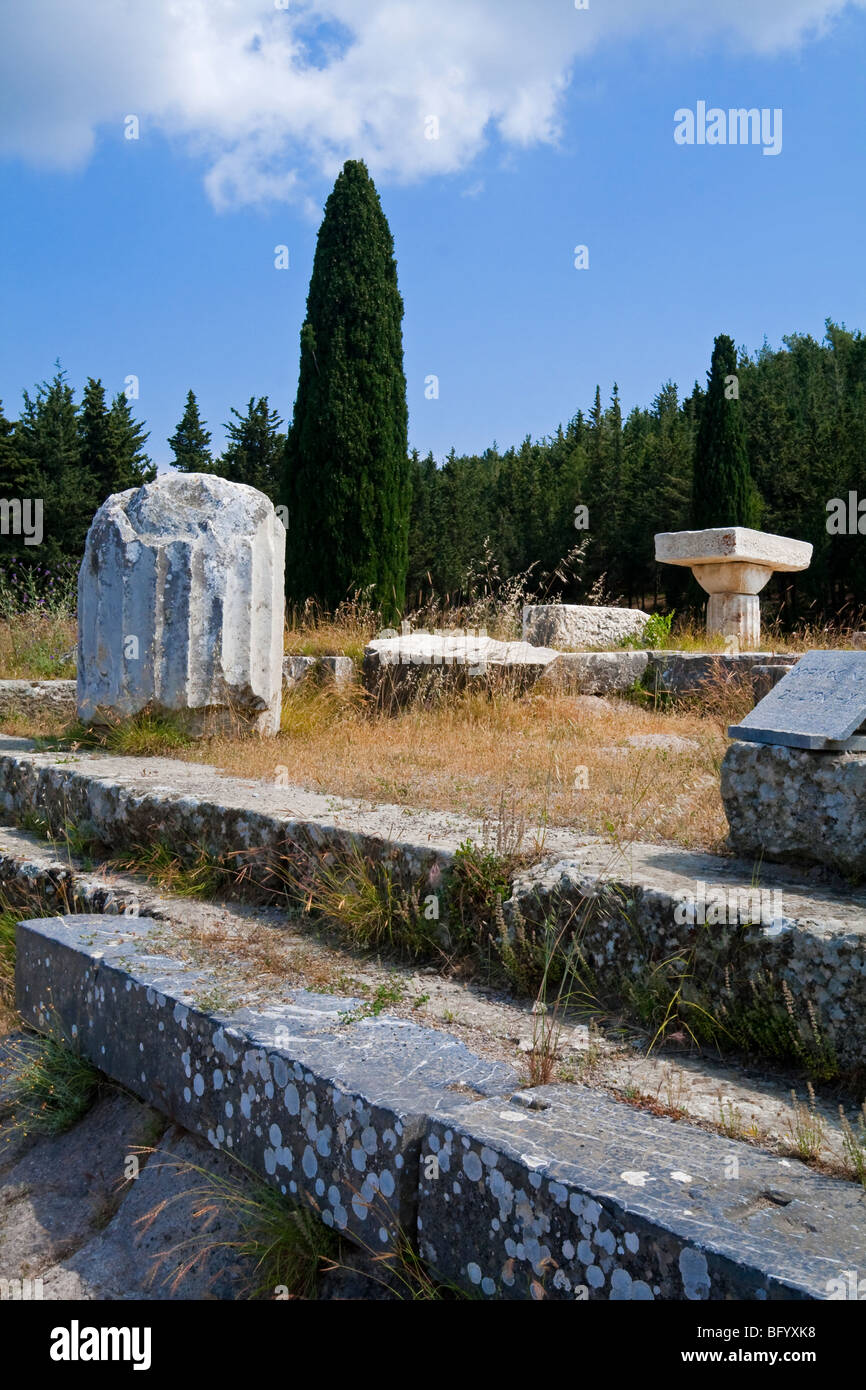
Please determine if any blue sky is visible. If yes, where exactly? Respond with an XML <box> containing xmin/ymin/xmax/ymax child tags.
<box><xmin>1</xmin><ymin>1</ymin><xmax>865</xmax><ymax>468</ymax></box>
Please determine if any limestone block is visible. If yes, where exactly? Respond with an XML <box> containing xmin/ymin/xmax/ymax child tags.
<box><xmin>362</xmin><ymin>631</ymin><xmax>557</xmax><ymax>706</ymax></box>
<box><xmin>283</xmin><ymin>654</ymin><xmax>355</xmax><ymax>691</ymax></box>
<box><xmin>691</xmin><ymin>561</ymin><xmax>776</xmax><ymax>596</ymax></box>
<box><xmin>655</xmin><ymin>527</ymin><xmax>812</xmax><ymax>572</ymax></box>
<box><xmin>538</xmin><ymin>650</ymin><xmax>649</xmax><ymax>694</ymax></box>
<box><xmin>645</xmin><ymin>651</ymin><xmax>795</xmax><ymax>698</ymax></box>
<box><xmin>77</xmin><ymin>473</ymin><xmax>285</xmax><ymax>735</ymax></box>
<box><xmin>706</xmin><ymin>593</ymin><xmax>760</xmax><ymax>647</ymax></box>
<box><xmin>750</xmin><ymin>665</ymin><xmax>793</xmax><ymax>702</ymax></box>
<box><xmin>523</xmin><ymin>604</ymin><xmax>649</xmax><ymax>649</ymax></box>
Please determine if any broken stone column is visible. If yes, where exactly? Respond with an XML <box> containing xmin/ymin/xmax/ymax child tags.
<box><xmin>78</xmin><ymin>473</ymin><xmax>285</xmax><ymax>735</ymax></box>
<box><xmin>654</xmin><ymin>527</ymin><xmax>812</xmax><ymax>650</ymax></box>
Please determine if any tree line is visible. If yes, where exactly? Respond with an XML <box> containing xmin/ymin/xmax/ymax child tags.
<box><xmin>1</xmin><ymin>320</ymin><xmax>864</xmax><ymax>626</ymax></box>
<box><xmin>407</xmin><ymin>322</ymin><xmax>866</xmax><ymax>626</ymax></box>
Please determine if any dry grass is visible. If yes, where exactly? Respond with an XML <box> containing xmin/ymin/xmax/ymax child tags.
<box><xmin>172</xmin><ymin>684</ymin><xmax>731</xmax><ymax>852</ymax></box>
<box><xmin>0</xmin><ymin>614</ymin><xmax>77</xmax><ymax>679</ymax></box>
<box><xmin>284</xmin><ymin>595</ymin><xmax>381</xmax><ymax>664</ymax></box>
<box><xmin>665</xmin><ymin>613</ymin><xmax>860</xmax><ymax>655</ymax></box>
<box><xmin>3</xmin><ymin>680</ymin><xmax>733</xmax><ymax>852</ymax></box>
<box><xmin>5</xmin><ymin>596</ymin><xmax>859</xmax><ymax>857</ymax></box>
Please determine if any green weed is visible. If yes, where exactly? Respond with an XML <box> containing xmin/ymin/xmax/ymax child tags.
<box><xmin>2</xmin><ymin>1027</ymin><xmax>102</xmax><ymax>1136</ymax></box>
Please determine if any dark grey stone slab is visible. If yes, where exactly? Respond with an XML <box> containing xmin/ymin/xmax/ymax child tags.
<box><xmin>15</xmin><ymin>914</ymin><xmax>516</xmax><ymax>1250</ymax></box>
<box><xmin>729</xmin><ymin>650</ymin><xmax>866</xmax><ymax>749</ymax></box>
<box><xmin>647</xmin><ymin>651</ymin><xmax>796</xmax><ymax>700</ymax></box>
<box><xmin>418</xmin><ymin>1086</ymin><xmax>866</xmax><ymax>1301</ymax></box>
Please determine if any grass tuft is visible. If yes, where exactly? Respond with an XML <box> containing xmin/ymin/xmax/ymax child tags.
<box><xmin>2</xmin><ymin>1026</ymin><xmax>102</xmax><ymax>1136</ymax></box>
<box><xmin>36</xmin><ymin>710</ymin><xmax>194</xmax><ymax>756</ymax></box>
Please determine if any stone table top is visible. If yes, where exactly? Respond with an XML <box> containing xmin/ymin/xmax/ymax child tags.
<box><xmin>655</xmin><ymin>526</ymin><xmax>813</xmax><ymax>571</ymax></box>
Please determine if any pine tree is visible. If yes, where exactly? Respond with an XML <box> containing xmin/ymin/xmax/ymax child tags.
<box><xmin>282</xmin><ymin>159</ymin><xmax>410</xmax><ymax>621</ymax></box>
<box><xmin>78</xmin><ymin>379</ymin><xmax>153</xmax><ymax>506</ymax></box>
<box><xmin>169</xmin><ymin>390</ymin><xmax>213</xmax><ymax>474</ymax></box>
<box><xmin>0</xmin><ymin>400</ymin><xmax>24</xmax><ymax>497</ymax></box>
<box><xmin>78</xmin><ymin>378</ymin><xmax>115</xmax><ymax>504</ymax></box>
<box><xmin>105</xmin><ymin>393</ymin><xmax>154</xmax><ymax>493</ymax></box>
<box><xmin>14</xmin><ymin>365</ymin><xmax>94</xmax><ymax>564</ymax></box>
<box><xmin>692</xmin><ymin>334</ymin><xmax>761</xmax><ymax>530</ymax></box>
<box><xmin>217</xmin><ymin>396</ymin><xmax>283</xmax><ymax>502</ymax></box>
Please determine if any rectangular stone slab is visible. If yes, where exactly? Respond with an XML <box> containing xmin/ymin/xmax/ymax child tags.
<box><xmin>418</xmin><ymin>1086</ymin><xmax>866</xmax><ymax>1300</ymax></box>
<box><xmin>15</xmin><ymin>913</ymin><xmax>516</xmax><ymax>1249</ymax></box>
<box><xmin>729</xmin><ymin>650</ymin><xmax>866</xmax><ymax>748</ymax></box>
<box><xmin>655</xmin><ymin>527</ymin><xmax>812</xmax><ymax>571</ymax></box>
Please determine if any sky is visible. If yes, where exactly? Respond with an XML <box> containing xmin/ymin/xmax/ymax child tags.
<box><xmin>1</xmin><ymin>0</ymin><xmax>865</xmax><ymax>469</ymax></box>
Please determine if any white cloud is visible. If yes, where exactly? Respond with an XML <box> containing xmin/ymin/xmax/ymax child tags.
<box><xmin>0</xmin><ymin>0</ymin><xmax>862</xmax><ymax>208</ymax></box>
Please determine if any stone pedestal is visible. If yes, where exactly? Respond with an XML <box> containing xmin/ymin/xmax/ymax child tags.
<box><xmin>706</xmin><ymin>593</ymin><xmax>760</xmax><ymax>647</ymax></box>
<box><xmin>78</xmin><ymin>473</ymin><xmax>286</xmax><ymax>736</ymax></box>
<box><xmin>655</xmin><ymin>527</ymin><xmax>812</xmax><ymax>650</ymax></box>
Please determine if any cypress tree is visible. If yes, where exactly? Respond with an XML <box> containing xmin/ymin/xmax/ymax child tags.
<box><xmin>282</xmin><ymin>159</ymin><xmax>410</xmax><ymax>621</ymax></box>
<box><xmin>169</xmin><ymin>390</ymin><xmax>213</xmax><ymax>473</ymax></box>
<box><xmin>692</xmin><ymin>334</ymin><xmax>761</xmax><ymax>529</ymax></box>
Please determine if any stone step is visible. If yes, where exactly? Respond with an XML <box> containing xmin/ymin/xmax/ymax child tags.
<box><xmin>14</xmin><ymin>912</ymin><xmax>865</xmax><ymax>1301</ymax></box>
<box><xmin>1</xmin><ymin>736</ymin><xmax>864</xmax><ymax>1075</ymax></box>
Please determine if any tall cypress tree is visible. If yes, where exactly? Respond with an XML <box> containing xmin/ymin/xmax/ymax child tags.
<box><xmin>692</xmin><ymin>334</ymin><xmax>761</xmax><ymax>529</ymax></box>
<box><xmin>282</xmin><ymin>159</ymin><xmax>410</xmax><ymax>620</ymax></box>
<box><xmin>169</xmin><ymin>390</ymin><xmax>213</xmax><ymax>473</ymax></box>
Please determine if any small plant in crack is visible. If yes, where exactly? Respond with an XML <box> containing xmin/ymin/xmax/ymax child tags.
<box><xmin>839</xmin><ymin>1101</ymin><xmax>866</xmax><ymax>1190</ymax></box>
<box><xmin>785</xmin><ymin>1084</ymin><xmax>827</xmax><ymax>1163</ymax></box>
<box><xmin>2</xmin><ymin>1021</ymin><xmax>102</xmax><ymax>1137</ymax></box>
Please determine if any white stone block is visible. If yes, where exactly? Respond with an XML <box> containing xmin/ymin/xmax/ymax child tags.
<box><xmin>654</xmin><ymin>527</ymin><xmax>812</xmax><ymax>572</ymax></box>
<box><xmin>78</xmin><ymin>473</ymin><xmax>285</xmax><ymax>735</ymax></box>
<box><xmin>522</xmin><ymin>605</ymin><xmax>649</xmax><ymax>649</ymax></box>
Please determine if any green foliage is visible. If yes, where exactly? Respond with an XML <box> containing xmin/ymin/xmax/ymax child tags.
<box><xmin>216</xmin><ymin>396</ymin><xmax>284</xmax><ymax>502</ymax></box>
<box><xmin>79</xmin><ymin>378</ymin><xmax>154</xmax><ymax>504</ymax></box>
<box><xmin>449</xmin><ymin>839</ymin><xmax>512</xmax><ymax>954</ymax></box>
<box><xmin>112</xmin><ymin>838</ymin><xmax>232</xmax><ymax>899</ymax></box>
<box><xmin>0</xmin><ymin>365</ymin><xmax>152</xmax><ymax>575</ymax></box>
<box><xmin>689</xmin><ymin>971</ymin><xmax>839</xmax><ymax>1082</ymax></box>
<box><xmin>283</xmin><ymin>159</ymin><xmax>410</xmax><ymax>622</ymax></box>
<box><xmin>40</xmin><ymin>710</ymin><xmax>194</xmax><ymax>757</ymax></box>
<box><xmin>692</xmin><ymin>333</ymin><xmax>761</xmax><ymax>530</ymax></box>
<box><xmin>0</xmin><ymin>909</ymin><xmax>17</xmax><ymax>1009</ymax></box>
<box><xmin>287</xmin><ymin>845</ymin><xmax>440</xmax><ymax>958</ymax></box>
<box><xmin>138</xmin><ymin>1150</ymin><xmax>341</xmax><ymax>1299</ymax></box>
<box><xmin>644</xmin><ymin>611</ymin><xmax>674</xmax><ymax>648</ymax></box>
<box><xmin>338</xmin><ymin>975</ymin><xmax>405</xmax><ymax>1025</ymax></box>
<box><xmin>168</xmin><ymin>389</ymin><xmax>213</xmax><ymax>473</ymax></box>
<box><xmin>7</xmin><ymin>319</ymin><xmax>866</xmax><ymax>628</ymax></box>
<box><xmin>840</xmin><ymin>1102</ymin><xmax>866</xmax><ymax>1189</ymax></box>
<box><xmin>621</xmin><ymin>611</ymin><xmax>674</xmax><ymax>649</ymax></box>
<box><xmin>3</xmin><ymin>1029</ymin><xmax>102</xmax><ymax>1136</ymax></box>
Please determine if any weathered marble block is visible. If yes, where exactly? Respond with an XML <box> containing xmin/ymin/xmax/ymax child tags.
<box><xmin>523</xmin><ymin>604</ymin><xmax>649</xmax><ymax>649</ymax></box>
<box><xmin>78</xmin><ymin>474</ymin><xmax>285</xmax><ymax>735</ymax></box>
